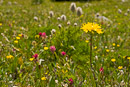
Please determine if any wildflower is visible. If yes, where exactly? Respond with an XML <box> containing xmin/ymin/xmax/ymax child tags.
<box><xmin>14</xmin><ymin>40</ymin><xmax>18</xmax><ymax>43</ymax></box>
<box><xmin>41</xmin><ymin>32</ymin><xmax>46</xmax><ymax>38</ymax></box>
<box><xmin>124</xmin><ymin>13</ymin><xmax>128</xmax><ymax>16</ymax></box>
<box><xmin>18</xmin><ymin>34</ymin><xmax>22</xmax><ymax>37</ymax></box>
<box><xmin>68</xmin><ymin>78</ymin><xmax>73</xmax><ymax>85</ymax></box>
<box><xmin>32</xmin><ymin>54</ymin><xmax>38</xmax><ymax>59</ymax></box>
<box><xmin>51</xmin><ymin>29</ymin><xmax>56</xmax><ymax>35</ymax></box>
<box><xmin>112</xmin><ymin>43</ymin><xmax>115</xmax><ymax>46</ymax></box>
<box><xmin>0</xmin><ymin>23</ymin><xmax>2</xmax><ymax>26</ymax></box>
<box><xmin>74</xmin><ymin>23</ymin><xmax>77</xmax><ymax>26</ymax></box>
<box><xmin>16</xmin><ymin>37</ymin><xmax>20</xmax><ymax>40</ymax></box>
<box><xmin>35</xmin><ymin>35</ymin><xmax>39</xmax><ymax>38</ymax></box>
<box><xmin>41</xmin><ymin>77</ymin><xmax>46</xmax><ymax>80</ymax></box>
<box><xmin>44</xmin><ymin>47</ymin><xmax>48</xmax><ymax>50</ymax></box>
<box><xmin>80</xmin><ymin>22</ymin><xmax>103</xmax><ymax>34</ymax></box>
<box><xmin>111</xmin><ymin>58</ymin><xmax>116</xmax><ymax>62</ymax></box>
<box><xmin>32</xmin><ymin>41</ymin><xmax>37</xmax><ymax>46</ymax></box>
<box><xmin>99</xmin><ymin>67</ymin><xmax>104</xmax><ymax>73</ymax></box>
<box><xmin>55</xmin><ymin>80</ymin><xmax>58</xmax><ymax>84</ymax></box>
<box><xmin>127</xmin><ymin>9</ymin><xmax>130</xmax><ymax>13</ymax></box>
<box><xmin>6</xmin><ymin>55</ymin><xmax>14</xmax><ymax>59</ymax></box>
<box><xmin>67</xmin><ymin>21</ymin><xmax>71</xmax><ymax>25</ymax></box>
<box><xmin>50</xmin><ymin>46</ymin><xmax>56</xmax><ymax>53</ymax></box>
<box><xmin>39</xmin><ymin>32</ymin><xmax>42</xmax><ymax>36</ymax></box>
<box><xmin>123</xmin><ymin>56</ymin><xmax>125</xmax><ymax>59</ymax></box>
<box><xmin>118</xmin><ymin>9</ymin><xmax>122</xmax><ymax>14</ymax></box>
<box><xmin>49</xmin><ymin>11</ymin><xmax>54</xmax><ymax>17</ymax></box>
<box><xmin>61</xmin><ymin>51</ymin><xmax>66</xmax><ymax>56</ymax></box>
<box><xmin>58</xmin><ymin>24</ymin><xmax>62</xmax><ymax>29</ymax></box>
<box><xmin>76</xmin><ymin>7</ymin><xmax>83</xmax><ymax>17</ymax></box>
<box><xmin>70</xmin><ymin>3</ymin><xmax>76</xmax><ymax>13</ymax></box>
<box><xmin>61</xmin><ymin>15</ymin><xmax>66</xmax><ymax>21</ymax></box>
<box><xmin>94</xmin><ymin>46</ymin><xmax>97</xmax><ymax>49</ymax></box>
<box><xmin>57</xmin><ymin>17</ymin><xmax>61</xmax><ymax>21</ymax></box>
<box><xmin>106</xmin><ymin>49</ymin><xmax>109</xmax><ymax>52</ymax></box>
<box><xmin>34</xmin><ymin>16</ymin><xmax>38</xmax><ymax>21</ymax></box>
<box><xmin>85</xmin><ymin>40</ymin><xmax>89</xmax><ymax>43</ymax></box>
<box><xmin>117</xmin><ymin>44</ymin><xmax>120</xmax><ymax>47</ymax></box>
<box><xmin>127</xmin><ymin>57</ymin><xmax>130</xmax><ymax>60</ymax></box>
<box><xmin>29</xmin><ymin>58</ymin><xmax>34</xmax><ymax>61</ymax></box>
<box><xmin>118</xmin><ymin>66</ymin><xmax>123</xmax><ymax>70</ymax></box>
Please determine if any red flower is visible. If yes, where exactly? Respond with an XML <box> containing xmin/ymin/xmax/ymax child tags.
<box><xmin>32</xmin><ymin>54</ymin><xmax>38</xmax><ymax>59</ymax></box>
<box><xmin>41</xmin><ymin>32</ymin><xmax>46</xmax><ymax>38</ymax></box>
<box><xmin>50</xmin><ymin>46</ymin><xmax>56</xmax><ymax>53</ymax></box>
<box><xmin>61</xmin><ymin>51</ymin><xmax>66</xmax><ymax>56</ymax></box>
<box><xmin>39</xmin><ymin>32</ymin><xmax>42</xmax><ymax>36</ymax></box>
<box><xmin>69</xmin><ymin>78</ymin><xmax>73</xmax><ymax>85</ymax></box>
<box><xmin>99</xmin><ymin>67</ymin><xmax>104</xmax><ymax>73</ymax></box>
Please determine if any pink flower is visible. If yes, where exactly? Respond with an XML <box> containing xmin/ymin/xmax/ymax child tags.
<box><xmin>39</xmin><ymin>32</ymin><xmax>42</xmax><ymax>36</ymax></box>
<box><xmin>69</xmin><ymin>78</ymin><xmax>73</xmax><ymax>85</ymax></box>
<box><xmin>50</xmin><ymin>46</ymin><xmax>56</xmax><ymax>53</ymax></box>
<box><xmin>61</xmin><ymin>51</ymin><xmax>66</xmax><ymax>56</ymax></box>
<box><xmin>32</xmin><ymin>54</ymin><xmax>38</xmax><ymax>59</ymax></box>
<box><xmin>99</xmin><ymin>67</ymin><xmax>104</xmax><ymax>73</ymax></box>
<box><xmin>41</xmin><ymin>32</ymin><xmax>46</xmax><ymax>38</ymax></box>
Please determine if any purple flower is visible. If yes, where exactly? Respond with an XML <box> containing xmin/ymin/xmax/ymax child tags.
<box><xmin>50</xmin><ymin>46</ymin><xmax>56</xmax><ymax>53</ymax></box>
<box><xmin>61</xmin><ymin>51</ymin><xmax>66</xmax><ymax>56</ymax></box>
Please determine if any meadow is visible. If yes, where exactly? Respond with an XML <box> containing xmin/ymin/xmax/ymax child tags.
<box><xmin>0</xmin><ymin>0</ymin><xmax>130</xmax><ymax>86</ymax></box>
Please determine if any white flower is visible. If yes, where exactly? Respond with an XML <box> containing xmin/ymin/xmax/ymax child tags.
<box><xmin>55</xmin><ymin>80</ymin><xmax>58</xmax><ymax>84</ymax></box>
<box><xmin>118</xmin><ymin>9</ymin><xmax>122</xmax><ymax>14</ymax></box>
<box><xmin>70</xmin><ymin>3</ymin><xmax>76</xmax><ymax>13</ymax></box>
<box><xmin>34</xmin><ymin>16</ymin><xmax>38</xmax><ymax>21</ymax></box>
<box><xmin>51</xmin><ymin>29</ymin><xmax>56</xmax><ymax>35</ymax></box>
<box><xmin>57</xmin><ymin>17</ymin><xmax>61</xmax><ymax>21</ymax></box>
<box><xmin>67</xmin><ymin>21</ymin><xmax>70</xmax><ymax>25</ymax></box>
<box><xmin>95</xmin><ymin>56</ymin><xmax>98</xmax><ymax>60</ymax></box>
<box><xmin>58</xmin><ymin>24</ymin><xmax>62</xmax><ymax>28</ymax></box>
<box><xmin>49</xmin><ymin>11</ymin><xmax>54</xmax><ymax>17</ymax></box>
<box><xmin>39</xmin><ymin>59</ymin><xmax>44</xmax><ymax>65</ymax></box>
<box><xmin>74</xmin><ymin>23</ymin><xmax>77</xmax><ymax>26</ymax></box>
<box><xmin>76</xmin><ymin>7</ymin><xmax>83</xmax><ymax>16</ymax></box>
<box><xmin>61</xmin><ymin>15</ymin><xmax>66</xmax><ymax>21</ymax></box>
<box><xmin>127</xmin><ymin>9</ymin><xmax>130</xmax><ymax>13</ymax></box>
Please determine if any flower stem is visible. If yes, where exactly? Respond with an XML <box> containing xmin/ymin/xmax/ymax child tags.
<box><xmin>90</xmin><ymin>34</ymin><xmax>97</xmax><ymax>87</ymax></box>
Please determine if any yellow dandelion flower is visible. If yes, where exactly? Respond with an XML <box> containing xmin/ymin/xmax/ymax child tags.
<box><xmin>127</xmin><ymin>57</ymin><xmax>130</xmax><ymax>60</ymax></box>
<box><xmin>85</xmin><ymin>40</ymin><xmax>89</xmax><ymax>43</ymax></box>
<box><xmin>111</xmin><ymin>59</ymin><xmax>116</xmax><ymax>62</ymax></box>
<box><xmin>29</xmin><ymin>58</ymin><xmax>34</xmax><ymax>61</ymax></box>
<box><xmin>0</xmin><ymin>23</ymin><xmax>2</xmax><ymax>26</ymax></box>
<box><xmin>112</xmin><ymin>43</ymin><xmax>115</xmax><ymax>46</ymax></box>
<box><xmin>6</xmin><ymin>55</ymin><xmax>14</xmax><ymax>59</ymax></box>
<box><xmin>123</xmin><ymin>56</ymin><xmax>125</xmax><ymax>59</ymax></box>
<box><xmin>94</xmin><ymin>46</ymin><xmax>97</xmax><ymax>49</ymax></box>
<box><xmin>18</xmin><ymin>34</ymin><xmax>22</xmax><ymax>37</ymax></box>
<box><xmin>35</xmin><ymin>35</ymin><xmax>39</xmax><ymax>38</ymax></box>
<box><xmin>14</xmin><ymin>40</ymin><xmax>18</xmax><ymax>43</ymax></box>
<box><xmin>118</xmin><ymin>66</ymin><xmax>123</xmax><ymax>69</ymax></box>
<box><xmin>106</xmin><ymin>49</ymin><xmax>110</xmax><ymax>52</ymax></box>
<box><xmin>16</xmin><ymin>37</ymin><xmax>20</xmax><ymax>40</ymax></box>
<box><xmin>41</xmin><ymin>77</ymin><xmax>46</xmax><ymax>80</ymax></box>
<box><xmin>80</xmin><ymin>22</ymin><xmax>103</xmax><ymax>34</ymax></box>
<box><xmin>117</xmin><ymin>44</ymin><xmax>120</xmax><ymax>47</ymax></box>
<box><xmin>44</xmin><ymin>47</ymin><xmax>48</xmax><ymax>50</ymax></box>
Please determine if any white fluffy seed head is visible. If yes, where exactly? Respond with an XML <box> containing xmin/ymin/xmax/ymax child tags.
<box><xmin>61</xmin><ymin>15</ymin><xmax>66</xmax><ymax>21</ymax></box>
<box><xmin>76</xmin><ymin>7</ymin><xmax>83</xmax><ymax>17</ymax></box>
<box><xmin>51</xmin><ymin>29</ymin><xmax>56</xmax><ymax>35</ymax></box>
<box><xmin>49</xmin><ymin>11</ymin><xmax>54</xmax><ymax>17</ymax></box>
<box><xmin>57</xmin><ymin>17</ymin><xmax>61</xmax><ymax>21</ymax></box>
<box><xmin>124</xmin><ymin>13</ymin><xmax>128</xmax><ymax>16</ymax></box>
<box><xmin>74</xmin><ymin>23</ymin><xmax>77</xmax><ymax>26</ymax></box>
<box><xmin>70</xmin><ymin>3</ymin><xmax>76</xmax><ymax>13</ymax></box>
<box><xmin>127</xmin><ymin>9</ymin><xmax>130</xmax><ymax>13</ymax></box>
<box><xmin>34</xmin><ymin>16</ymin><xmax>38</xmax><ymax>21</ymax></box>
<box><xmin>58</xmin><ymin>24</ymin><xmax>62</xmax><ymax>29</ymax></box>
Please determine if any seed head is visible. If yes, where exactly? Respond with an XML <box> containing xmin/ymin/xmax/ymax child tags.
<box><xmin>76</xmin><ymin>7</ymin><xmax>83</xmax><ymax>17</ymax></box>
<box><xmin>61</xmin><ymin>15</ymin><xmax>66</xmax><ymax>21</ymax></box>
<box><xmin>49</xmin><ymin>11</ymin><xmax>54</xmax><ymax>17</ymax></box>
<box><xmin>70</xmin><ymin>3</ymin><xmax>76</xmax><ymax>13</ymax></box>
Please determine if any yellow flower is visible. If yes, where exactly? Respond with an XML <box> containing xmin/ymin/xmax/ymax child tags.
<box><xmin>127</xmin><ymin>57</ymin><xmax>130</xmax><ymax>60</ymax></box>
<box><xmin>85</xmin><ymin>40</ymin><xmax>89</xmax><ymax>43</ymax></box>
<box><xmin>118</xmin><ymin>66</ymin><xmax>123</xmax><ymax>69</ymax></box>
<box><xmin>14</xmin><ymin>40</ymin><xmax>18</xmax><ymax>43</ymax></box>
<box><xmin>80</xmin><ymin>22</ymin><xmax>103</xmax><ymax>34</ymax></box>
<box><xmin>0</xmin><ymin>23</ymin><xmax>2</xmax><ymax>26</ymax></box>
<box><xmin>94</xmin><ymin>46</ymin><xmax>97</xmax><ymax>49</ymax></box>
<box><xmin>112</xmin><ymin>43</ymin><xmax>115</xmax><ymax>46</ymax></box>
<box><xmin>123</xmin><ymin>56</ymin><xmax>125</xmax><ymax>59</ymax></box>
<box><xmin>117</xmin><ymin>44</ymin><xmax>120</xmax><ymax>47</ymax></box>
<box><xmin>35</xmin><ymin>35</ymin><xmax>39</xmax><ymax>38</ymax></box>
<box><xmin>111</xmin><ymin>59</ymin><xmax>116</xmax><ymax>62</ymax></box>
<box><xmin>29</xmin><ymin>58</ymin><xmax>34</xmax><ymax>61</ymax></box>
<box><xmin>18</xmin><ymin>34</ymin><xmax>22</xmax><ymax>37</ymax></box>
<box><xmin>106</xmin><ymin>49</ymin><xmax>109</xmax><ymax>52</ymax></box>
<box><xmin>44</xmin><ymin>47</ymin><xmax>48</xmax><ymax>50</ymax></box>
<box><xmin>41</xmin><ymin>77</ymin><xmax>46</xmax><ymax>80</ymax></box>
<box><xmin>16</xmin><ymin>37</ymin><xmax>20</xmax><ymax>40</ymax></box>
<box><xmin>6</xmin><ymin>55</ymin><xmax>14</xmax><ymax>59</ymax></box>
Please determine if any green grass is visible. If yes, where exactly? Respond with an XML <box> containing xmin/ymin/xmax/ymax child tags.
<box><xmin>0</xmin><ymin>0</ymin><xmax>130</xmax><ymax>86</ymax></box>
